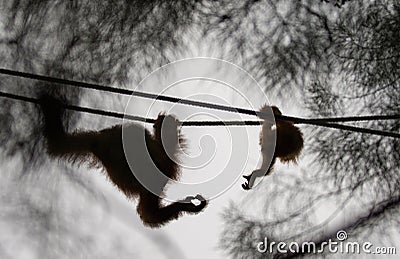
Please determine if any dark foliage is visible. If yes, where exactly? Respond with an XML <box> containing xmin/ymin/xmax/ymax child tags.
<box><xmin>217</xmin><ymin>1</ymin><xmax>400</xmax><ymax>258</ymax></box>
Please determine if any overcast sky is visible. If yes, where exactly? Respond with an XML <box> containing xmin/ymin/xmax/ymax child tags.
<box><xmin>3</xmin><ymin>2</ymin><xmax>398</xmax><ymax>257</ymax></box>
<box><xmin>124</xmin><ymin>57</ymin><xmax>270</xmax><ymax>259</ymax></box>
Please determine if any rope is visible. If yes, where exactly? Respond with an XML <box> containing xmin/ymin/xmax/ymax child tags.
<box><xmin>1</xmin><ymin>68</ymin><xmax>399</xmax><ymax>124</ymax></box>
<box><xmin>0</xmin><ymin>91</ymin><xmax>262</xmax><ymax>126</ymax></box>
<box><xmin>1</xmin><ymin>91</ymin><xmax>399</xmax><ymax>138</ymax></box>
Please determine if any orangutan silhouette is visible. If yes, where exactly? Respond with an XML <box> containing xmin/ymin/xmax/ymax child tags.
<box><xmin>39</xmin><ymin>95</ymin><xmax>207</xmax><ymax>227</ymax></box>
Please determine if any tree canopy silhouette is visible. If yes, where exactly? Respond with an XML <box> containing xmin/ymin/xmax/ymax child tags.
<box><xmin>0</xmin><ymin>0</ymin><xmax>399</xmax><ymax>258</ymax></box>
<box><xmin>0</xmin><ymin>1</ymin><xmax>203</xmax><ymax>257</ymax></box>
<box><xmin>214</xmin><ymin>1</ymin><xmax>400</xmax><ymax>258</ymax></box>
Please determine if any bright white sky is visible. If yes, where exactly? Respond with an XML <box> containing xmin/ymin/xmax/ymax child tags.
<box><xmin>1</xmin><ymin>3</ymin><xmax>399</xmax><ymax>258</ymax></box>
<box><xmin>124</xmin><ymin>57</ymin><xmax>269</xmax><ymax>259</ymax></box>
<box><xmin>85</xmin><ymin>56</ymin><xmax>308</xmax><ymax>259</ymax></box>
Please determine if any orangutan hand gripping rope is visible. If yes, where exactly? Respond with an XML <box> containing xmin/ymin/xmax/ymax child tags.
<box><xmin>242</xmin><ymin>105</ymin><xmax>304</xmax><ymax>190</ymax></box>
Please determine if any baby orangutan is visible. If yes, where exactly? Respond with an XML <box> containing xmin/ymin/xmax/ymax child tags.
<box><xmin>242</xmin><ymin>105</ymin><xmax>304</xmax><ymax>190</ymax></box>
<box><xmin>39</xmin><ymin>95</ymin><xmax>207</xmax><ymax>227</ymax></box>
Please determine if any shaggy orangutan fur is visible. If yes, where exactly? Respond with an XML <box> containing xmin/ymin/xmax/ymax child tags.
<box><xmin>242</xmin><ymin>105</ymin><xmax>304</xmax><ymax>190</ymax></box>
<box><xmin>39</xmin><ymin>95</ymin><xmax>207</xmax><ymax>227</ymax></box>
